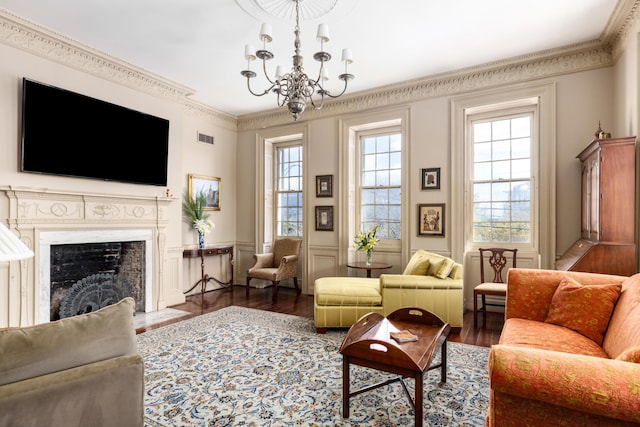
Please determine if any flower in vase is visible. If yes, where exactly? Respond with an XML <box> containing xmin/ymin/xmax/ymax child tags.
<box><xmin>182</xmin><ymin>190</ymin><xmax>215</xmax><ymax>234</ymax></box>
<box><xmin>194</xmin><ymin>218</ymin><xmax>215</xmax><ymax>235</ymax></box>
<box><xmin>353</xmin><ymin>225</ymin><xmax>379</xmax><ymax>262</ymax></box>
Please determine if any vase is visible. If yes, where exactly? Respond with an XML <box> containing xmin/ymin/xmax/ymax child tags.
<box><xmin>366</xmin><ymin>250</ymin><xmax>373</xmax><ymax>266</ymax></box>
<box><xmin>198</xmin><ymin>232</ymin><xmax>205</xmax><ymax>249</ymax></box>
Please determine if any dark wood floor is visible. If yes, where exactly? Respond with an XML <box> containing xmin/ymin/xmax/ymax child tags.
<box><xmin>137</xmin><ymin>285</ymin><xmax>505</xmax><ymax>348</ymax></box>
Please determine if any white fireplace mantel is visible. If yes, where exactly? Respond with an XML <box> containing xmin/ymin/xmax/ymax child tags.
<box><xmin>0</xmin><ymin>186</ymin><xmax>175</xmax><ymax>327</ymax></box>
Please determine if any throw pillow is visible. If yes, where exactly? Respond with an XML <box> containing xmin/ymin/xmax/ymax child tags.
<box><xmin>616</xmin><ymin>346</ymin><xmax>640</xmax><ymax>363</ymax></box>
<box><xmin>544</xmin><ymin>276</ymin><xmax>622</xmax><ymax>346</ymax></box>
<box><xmin>403</xmin><ymin>252</ymin><xmax>430</xmax><ymax>276</ymax></box>
<box><xmin>430</xmin><ymin>257</ymin><xmax>455</xmax><ymax>279</ymax></box>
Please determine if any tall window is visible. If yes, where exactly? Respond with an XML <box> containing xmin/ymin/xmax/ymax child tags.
<box><xmin>470</xmin><ymin>113</ymin><xmax>532</xmax><ymax>243</ymax></box>
<box><xmin>275</xmin><ymin>143</ymin><xmax>302</xmax><ymax>237</ymax></box>
<box><xmin>359</xmin><ymin>130</ymin><xmax>401</xmax><ymax>240</ymax></box>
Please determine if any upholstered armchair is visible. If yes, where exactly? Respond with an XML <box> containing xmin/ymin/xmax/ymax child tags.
<box><xmin>246</xmin><ymin>237</ymin><xmax>302</xmax><ymax>301</ymax></box>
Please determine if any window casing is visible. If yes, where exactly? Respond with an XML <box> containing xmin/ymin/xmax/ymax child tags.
<box><xmin>357</xmin><ymin>128</ymin><xmax>402</xmax><ymax>241</ymax></box>
<box><xmin>274</xmin><ymin>142</ymin><xmax>302</xmax><ymax>237</ymax></box>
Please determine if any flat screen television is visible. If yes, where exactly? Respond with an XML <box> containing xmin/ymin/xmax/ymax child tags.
<box><xmin>21</xmin><ymin>78</ymin><xmax>170</xmax><ymax>186</ymax></box>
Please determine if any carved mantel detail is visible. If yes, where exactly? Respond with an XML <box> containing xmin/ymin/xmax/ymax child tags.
<box><xmin>0</xmin><ymin>186</ymin><xmax>174</xmax><ymax>327</ymax></box>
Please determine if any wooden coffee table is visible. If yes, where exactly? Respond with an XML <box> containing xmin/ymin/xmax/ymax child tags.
<box><xmin>339</xmin><ymin>307</ymin><xmax>451</xmax><ymax>427</ymax></box>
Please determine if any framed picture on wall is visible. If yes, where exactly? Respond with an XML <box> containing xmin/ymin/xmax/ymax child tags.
<box><xmin>188</xmin><ymin>174</ymin><xmax>221</xmax><ymax>210</ymax></box>
<box><xmin>421</xmin><ymin>167</ymin><xmax>441</xmax><ymax>190</ymax></box>
<box><xmin>316</xmin><ymin>175</ymin><xmax>333</xmax><ymax>197</ymax></box>
<box><xmin>418</xmin><ymin>203</ymin><xmax>445</xmax><ymax>236</ymax></box>
<box><xmin>315</xmin><ymin>206</ymin><xmax>334</xmax><ymax>231</ymax></box>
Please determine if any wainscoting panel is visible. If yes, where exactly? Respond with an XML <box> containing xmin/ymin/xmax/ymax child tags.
<box><xmin>307</xmin><ymin>246</ymin><xmax>340</xmax><ymax>294</ymax></box>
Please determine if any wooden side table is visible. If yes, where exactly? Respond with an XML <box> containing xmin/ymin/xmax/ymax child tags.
<box><xmin>183</xmin><ymin>246</ymin><xmax>234</xmax><ymax>302</ymax></box>
<box><xmin>347</xmin><ymin>261</ymin><xmax>392</xmax><ymax>278</ymax></box>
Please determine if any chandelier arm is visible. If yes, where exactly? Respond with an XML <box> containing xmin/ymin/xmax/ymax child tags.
<box><xmin>245</xmin><ymin>78</ymin><xmax>276</xmax><ymax>97</ymax></box>
<box><xmin>261</xmin><ymin>59</ymin><xmax>277</xmax><ymax>86</ymax></box>
<box><xmin>323</xmin><ymin>78</ymin><xmax>351</xmax><ymax>99</ymax></box>
<box><xmin>309</xmin><ymin>92</ymin><xmax>325</xmax><ymax>110</ymax></box>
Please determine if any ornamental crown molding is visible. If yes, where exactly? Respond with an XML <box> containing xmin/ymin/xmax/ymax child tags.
<box><xmin>0</xmin><ymin>8</ymin><xmax>195</xmax><ymax>103</ymax></box>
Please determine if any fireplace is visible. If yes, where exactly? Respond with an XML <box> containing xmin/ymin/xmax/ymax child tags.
<box><xmin>0</xmin><ymin>186</ymin><xmax>178</xmax><ymax>328</ymax></box>
<box><xmin>39</xmin><ymin>229</ymin><xmax>153</xmax><ymax>323</ymax></box>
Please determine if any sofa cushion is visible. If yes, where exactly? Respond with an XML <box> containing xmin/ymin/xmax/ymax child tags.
<box><xmin>0</xmin><ymin>297</ymin><xmax>137</xmax><ymax>386</ymax></box>
<box><xmin>314</xmin><ymin>277</ymin><xmax>382</xmax><ymax>306</ymax></box>
<box><xmin>544</xmin><ymin>276</ymin><xmax>621</xmax><ymax>345</ymax></box>
<box><xmin>500</xmin><ymin>318</ymin><xmax>608</xmax><ymax>358</ymax></box>
<box><xmin>402</xmin><ymin>250</ymin><xmax>430</xmax><ymax>276</ymax></box>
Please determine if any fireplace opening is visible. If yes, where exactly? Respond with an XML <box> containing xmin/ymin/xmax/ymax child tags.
<box><xmin>50</xmin><ymin>241</ymin><xmax>145</xmax><ymax>320</ymax></box>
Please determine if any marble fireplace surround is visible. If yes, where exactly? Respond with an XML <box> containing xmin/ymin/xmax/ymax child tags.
<box><xmin>1</xmin><ymin>186</ymin><xmax>173</xmax><ymax>327</ymax></box>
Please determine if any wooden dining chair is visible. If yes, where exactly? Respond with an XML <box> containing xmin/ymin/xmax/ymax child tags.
<box><xmin>474</xmin><ymin>248</ymin><xmax>518</xmax><ymax>328</ymax></box>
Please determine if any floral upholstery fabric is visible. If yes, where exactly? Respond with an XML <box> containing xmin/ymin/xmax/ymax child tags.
<box><xmin>499</xmin><ymin>318</ymin><xmax>608</xmax><ymax>358</ymax></box>
<box><xmin>544</xmin><ymin>276</ymin><xmax>621</xmax><ymax>345</ymax></box>
<box><xmin>487</xmin><ymin>268</ymin><xmax>640</xmax><ymax>426</ymax></box>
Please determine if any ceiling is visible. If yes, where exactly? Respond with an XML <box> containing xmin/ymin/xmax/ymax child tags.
<box><xmin>0</xmin><ymin>0</ymin><xmax>620</xmax><ymax>117</ymax></box>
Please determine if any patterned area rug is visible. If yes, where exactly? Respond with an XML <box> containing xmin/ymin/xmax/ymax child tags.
<box><xmin>137</xmin><ymin>306</ymin><xmax>489</xmax><ymax>426</ymax></box>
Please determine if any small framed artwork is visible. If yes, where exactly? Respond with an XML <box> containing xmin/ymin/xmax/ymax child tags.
<box><xmin>421</xmin><ymin>167</ymin><xmax>441</xmax><ymax>190</ymax></box>
<box><xmin>316</xmin><ymin>175</ymin><xmax>333</xmax><ymax>197</ymax></box>
<box><xmin>188</xmin><ymin>174</ymin><xmax>221</xmax><ymax>210</ymax></box>
<box><xmin>418</xmin><ymin>203</ymin><xmax>445</xmax><ymax>237</ymax></box>
<box><xmin>315</xmin><ymin>206</ymin><xmax>334</xmax><ymax>231</ymax></box>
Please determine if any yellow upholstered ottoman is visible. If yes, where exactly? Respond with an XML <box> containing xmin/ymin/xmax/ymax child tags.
<box><xmin>314</xmin><ymin>277</ymin><xmax>384</xmax><ymax>333</ymax></box>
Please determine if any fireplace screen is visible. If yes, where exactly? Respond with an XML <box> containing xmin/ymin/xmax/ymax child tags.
<box><xmin>59</xmin><ymin>273</ymin><xmax>133</xmax><ymax>319</ymax></box>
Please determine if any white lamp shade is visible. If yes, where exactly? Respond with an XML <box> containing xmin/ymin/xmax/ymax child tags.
<box><xmin>244</xmin><ymin>44</ymin><xmax>256</xmax><ymax>61</ymax></box>
<box><xmin>316</xmin><ymin>24</ymin><xmax>330</xmax><ymax>43</ymax></box>
<box><xmin>275</xmin><ymin>66</ymin><xmax>284</xmax><ymax>80</ymax></box>
<box><xmin>259</xmin><ymin>23</ymin><xmax>272</xmax><ymax>42</ymax></box>
<box><xmin>341</xmin><ymin>48</ymin><xmax>353</xmax><ymax>64</ymax></box>
<box><xmin>0</xmin><ymin>223</ymin><xmax>33</xmax><ymax>262</ymax></box>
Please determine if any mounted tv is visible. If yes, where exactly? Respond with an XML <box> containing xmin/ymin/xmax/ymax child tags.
<box><xmin>21</xmin><ymin>78</ymin><xmax>169</xmax><ymax>186</ymax></box>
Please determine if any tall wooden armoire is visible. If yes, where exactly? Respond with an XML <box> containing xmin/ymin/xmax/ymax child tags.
<box><xmin>555</xmin><ymin>136</ymin><xmax>637</xmax><ymax>276</ymax></box>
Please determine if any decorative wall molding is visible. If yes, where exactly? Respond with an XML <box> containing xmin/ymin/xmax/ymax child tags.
<box><xmin>184</xmin><ymin>99</ymin><xmax>238</xmax><ymax>132</ymax></box>
<box><xmin>0</xmin><ymin>8</ymin><xmax>194</xmax><ymax>103</ymax></box>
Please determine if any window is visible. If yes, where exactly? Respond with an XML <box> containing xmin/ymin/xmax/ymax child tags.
<box><xmin>275</xmin><ymin>143</ymin><xmax>302</xmax><ymax>237</ymax></box>
<box><xmin>470</xmin><ymin>112</ymin><xmax>533</xmax><ymax>244</ymax></box>
<box><xmin>358</xmin><ymin>130</ymin><xmax>401</xmax><ymax>240</ymax></box>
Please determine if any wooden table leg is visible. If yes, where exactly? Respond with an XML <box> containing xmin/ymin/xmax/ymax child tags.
<box><xmin>441</xmin><ymin>339</ymin><xmax>447</xmax><ymax>382</ymax></box>
<box><xmin>342</xmin><ymin>357</ymin><xmax>350</xmax><ymax>418</ymax></box>
<box><xmin>415</xmin><ymin>371</ymin><xmax>423</xmax><ymax>427</ymax></box>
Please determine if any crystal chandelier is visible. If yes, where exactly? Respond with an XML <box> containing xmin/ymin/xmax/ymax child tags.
<box><xmin>240</xmin><ymin>0</ymin><xmax>354</xmax><ymax>121</ymax></box>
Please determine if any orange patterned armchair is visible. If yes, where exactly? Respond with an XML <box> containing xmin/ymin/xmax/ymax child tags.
<box><xmin>487</xmin><ymin>268</ymin><xmax>640</xmax><ymax>426</ymax></box>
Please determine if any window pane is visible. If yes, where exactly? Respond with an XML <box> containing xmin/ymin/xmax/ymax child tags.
<box><xmin>474</xmin><ymin>142</ymin><xmax>491</xmax><ymax>162</ymax></box>
<box><xmin>474</xmin><ymin>183</ymin><xmax>491</xmax><ymax>202</ymax></box>
<box><xmin>492</xmin><ymin>120</ymin><xmax>510</xmax><ymax>140</ymax></box>
<box><xmin>492</xmin><ymin>160</ymin><xmax>510</xmax><ymax>180</ymax></box>
<box><xmin>474</xmin><ymin>162</ymin><xmax>491</xmax><ymax>181</ymax></box>
<box><xmin>512</xmin><ymin>137</ymin><xmax>530</xmax><ymax>158</ymax></box>
<box><xmin>511</xmin><ymin>159</ymin><xmax>530</xmax><ymax>179</ymax></box>
<box><xmin>493</xmin><ymin>140</ymin><xmax>510</xmax><ymax>161</ymax></box>
<box><xmin>474</xmin><ymin>122</ymin><xmax>491</xmax><ymax>142</ymax></box>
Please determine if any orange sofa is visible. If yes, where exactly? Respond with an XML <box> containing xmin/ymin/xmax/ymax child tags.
<box><xmin>487</xmin><ymin>268</ymin><xmax>640</xmax><ymax>426</ymax></box>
